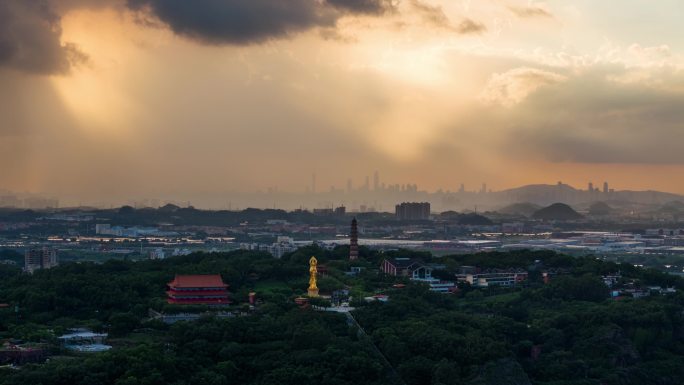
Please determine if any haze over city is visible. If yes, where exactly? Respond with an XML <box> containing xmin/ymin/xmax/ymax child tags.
<box><xmin>2</xmin><ymin>0</ymin><xmax>684</xmax><ymax>207</ymax></box>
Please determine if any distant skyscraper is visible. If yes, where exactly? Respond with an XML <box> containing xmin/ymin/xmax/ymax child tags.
<box><xmin>603</xmin><ymin>182</ymin><xmax>609</xmax><ymax>194</ymax></box>
<box><xmin>347</xmin><ymin>178</ymin><xmax>353</xmax><ymax>193</ymax></box>
<box><xmin>373</xmin><ymin>171</ymin><xmax>379</xmax><ymax>191</ymax></box>
<box><xmin>588</xmin><ymin>182</ymin><xmax>593</xmax><ymax>192</ymax></box>
<box><xmin>365</xmin><ymin>176</ymin><xmax>370</xmax><ymax>190</ymax></box>
<box><xmin>459</xmin><ymin>184</ymin><xmax>465</xmax><ymax>193</ymax></box>
<box><xmin>349</xmin><ymin>218</ymin><xmax>359</xmax><ymax>261</ymax></box>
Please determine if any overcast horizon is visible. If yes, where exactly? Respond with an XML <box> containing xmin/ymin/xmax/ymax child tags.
<box><xmin>3</xmin><ymin>0</ymin><xmax>684</xmax><ymax>205</ymax></box>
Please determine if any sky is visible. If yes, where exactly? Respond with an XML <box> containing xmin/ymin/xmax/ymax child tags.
<box><xmin>1</xmin><ymin>0</ymin><xmax>684</xmax><ymax>206</ymax></box>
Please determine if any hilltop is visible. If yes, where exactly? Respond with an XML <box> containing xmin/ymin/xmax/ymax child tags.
<box><xmin>497</xmin><ymin>202</ymin><xmax>541</xmax><ymax>217</ymax></box>
<box><xmin>532</xmin><ymin>203</ymin><xmax>583</xmax><ymax>221</ymax></box>
<box><xmin>588</xmin><ymin>201</ymin><xmax>613</xmax><ymax>216</ymax></box>
<box><xmin>497</xmin><ymin>184</ymin><xmax>684</xmax><ymax>207</ymax></box>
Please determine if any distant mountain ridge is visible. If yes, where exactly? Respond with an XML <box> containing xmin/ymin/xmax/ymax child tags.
<box><xmin>1</xmin><ymin>183</ymin><xmax>683</xmax><ymax>212</ymax></box>
<box><xmin>497</xmin><ymin>202</ymin><xmax>541</xmax><ymax>217</ymax></box>
<box><xmin>496</xmin><ymin>183</ymin><xmax>684</xmax><ymax>207</ymax></box>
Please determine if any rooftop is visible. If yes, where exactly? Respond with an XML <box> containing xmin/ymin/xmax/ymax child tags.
<box><xmin>386</xmin><ymin>257</ymin><xmax>423</xmax><ymax>269</ymax></box>
<box><xmin>58</xmin><ymin>332</ymin><xmax>107</xmax><ymax>340</ymax></box>
<box><xmin>168</xmin><ymin>274</ymin><xmax>227</xmax><ymax>288</ymax></box>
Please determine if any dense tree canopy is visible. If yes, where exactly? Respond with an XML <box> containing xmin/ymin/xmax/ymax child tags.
<box><xmin>2</xmin><ymin>249</ymin><xmax>684</xmax><ymax>384</ymax></box>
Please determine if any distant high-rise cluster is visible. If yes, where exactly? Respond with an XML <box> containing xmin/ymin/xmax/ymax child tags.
<box><xmin>395</xmin><ymin>202</ymin><xmax>431</xmax><ymax>220</ymax></box>
<box><xmin>587</xmin><ymin>181</ymin><xmax>612</xmax><ymax>194</ymax></box>
<box><xmin>349</xmin><ymin>218</ymin><xmax>359</xmax><ymax>261</ymax></box>
<box><xmin>319</xmin><ymin>171</ymin><xmax>419</xmax><ymax>195</ymax></box>
<box><xmin>0</xmin><ymin>195</ymin><xmax>58</xmax><ymax>209</ymax></box>
<box><xmin>24</xmin><ymin>247</ymin><xmax>58</xmax><ymax>273</ymax></box>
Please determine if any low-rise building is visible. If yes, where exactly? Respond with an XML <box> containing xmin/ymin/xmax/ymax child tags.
<box><xmin>381</xmin><ymin>258</ymin><xmax>456</xmax><ymax>293</ymax></box>
<box><xmin>0</xmin><ymin>343</ymin><xmax>48</xmax><ymax>365</ymax></box>
<box><xmin>602</xmin><ymin>273</ymin><xmax>621</xmax><ymax>288</ymax></box>
<box><xmin>541</xmin><ymin>268</ymin><xmax>571</xmax><ymax>284</ymax></box>
<box><xmin>420</xmin><ymin>280</ymin><xmax>456</xmax><ymax>293</ymax></box>
<box><xmin>456</xmin><ymin>268</ymin><xmax>528</xmax><ymax>288</ymax></box>
<box><xmin>380</xmin><ymin>257</ymin><xmax>425</xmax><ymax>277</ymax></box>
<box><xmin>58</xmin><ymin>330</ymin><xmax>111</xmax><ymax>353</ymax></box>
<box><xmin>239</xmin><ymin>237</ymin><xmax>299</xmax><ymax>258</ymax></box>
<box><xmin>502</xmin><ymin>222</ymin><xmax>525</xmax><ymax>234</ymax></box>
<box><xmin>149</xmin><ymin>248</ymin><xmax>165</xmax><ymax>260</ymax></box>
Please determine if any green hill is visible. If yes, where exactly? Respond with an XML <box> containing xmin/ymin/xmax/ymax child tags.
<box><xmin>588</xmin><ymin>201</ymin><xmax>613</xmax><ymax>216</ymax></box>
<box><xmin>497</xmin><ymin>202</ymin><xmax>541</xmax><ymax>217</ymax></box>
<box><xmin>660</xmin><ymin>200</ymin><xmax>684</xmax><ymax>213</ymax></box>
<box><xmin>532</xmin><ymin>203</ymin><xmax>583</xmax><ymax>220</ymax></box>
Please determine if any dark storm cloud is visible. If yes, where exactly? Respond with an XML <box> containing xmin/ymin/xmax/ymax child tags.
<box><xmin>0</xmin><ymin>0</ymin><xmax>85</xmax><ymax>74</ymax></box>
<box><xmin>0</xmin><ymin>0</ymin><xmax>394</xmax><ymax>73</ymax></box>
<box><xmin>127</xmin><ymin>0</ymin><xmax>335</xmax><ymax>44</ymax></box>
<box><xmin>326</xmin><ymin>0</ymin><xmax>394</xmax><ymax>15</ymax></box>
<box><xmin>127</xmin><ymin>0</ymin><xmax>393</xmax><ymax>45</ymax></box>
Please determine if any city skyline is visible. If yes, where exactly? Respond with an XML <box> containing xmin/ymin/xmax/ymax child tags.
<box><xmin>3</xmin><ymin>1</ymin><xmax>684</xmax><ymax>203</ymax></box>
<box><xmin>1</xmin><ymin>175</ymin><xmax>680</xmax><ymax>211</ymax></box>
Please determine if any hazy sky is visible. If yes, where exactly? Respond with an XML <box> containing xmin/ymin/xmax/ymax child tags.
<box><xmin>2</xmin><ymin>0</ymin><xmax>684</xmax><ymax>205</ymax></box>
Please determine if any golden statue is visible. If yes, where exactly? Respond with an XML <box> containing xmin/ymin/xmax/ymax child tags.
<box><xmin>308</xmin><ymin>256</ymin><xmax>319</xmax><ymax>297</ymax></box>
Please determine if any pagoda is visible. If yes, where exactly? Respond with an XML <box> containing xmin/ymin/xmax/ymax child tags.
<box><xmin>349</xmin><ymin>217</ymin><xmax>359</xmax><ymax>260</ymax></box>
<box><xmin>166</xmin><ymin>274</ymin><xmax>231</xmax><ymax>305</ymax></box>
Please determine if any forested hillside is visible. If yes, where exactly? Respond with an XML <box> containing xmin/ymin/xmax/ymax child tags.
<box><xmin>1</xmin><ymin>248</ymin><xmax>684</xmax><ymax>384</ymax></box>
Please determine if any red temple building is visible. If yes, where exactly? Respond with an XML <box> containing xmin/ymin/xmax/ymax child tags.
<box><xmin>166</xmin><ymin>274</ymin><xmax>231</xmax><ymax>305</ymax></box>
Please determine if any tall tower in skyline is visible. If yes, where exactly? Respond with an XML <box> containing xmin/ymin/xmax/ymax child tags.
<box><xmin>588</xmin><ymin>182</ymin><xmax>593</xmax><ymax>192</ymax></box>
<box><xmin>349</xmin><ymin>217</ymin><xmax>359</xmax><ymax>261</ymax></box>
<box><xmin>603</xmin><ymin>182</ymin><xmax>609</xmax><ymax>194</ymax></box>
<box><xmin>373</xmin><ymin>171</ymin><xmax>379</xmax><ymax>191</ymax></box>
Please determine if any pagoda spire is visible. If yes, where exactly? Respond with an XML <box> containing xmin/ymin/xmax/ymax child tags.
<box><xmin>349</xmin><ymin>217</ymin><xmax>359</xmax><ymax>260</ymax></box>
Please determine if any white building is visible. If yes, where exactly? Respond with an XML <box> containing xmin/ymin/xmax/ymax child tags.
<box><xmin>149</xmin><ymin>248</ymin><xmax>166</xmax><ymax>260</ymax></box>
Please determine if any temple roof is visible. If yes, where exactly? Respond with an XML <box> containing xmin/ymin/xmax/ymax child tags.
<box><xmin>168</xmin><ymin>274</ymin><xmax>227</xmax><ymax>288</ymax></box>
<box><xmin>166</xmin><ymin>290</ymin><xmax>229</xmax><ymax>296</ymax></box>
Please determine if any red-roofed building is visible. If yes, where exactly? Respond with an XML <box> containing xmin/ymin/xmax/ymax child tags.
<box><xmin>166</xmin><ymin>274</ymin><xmax>231</xmax><ymax>305</ymax></box>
